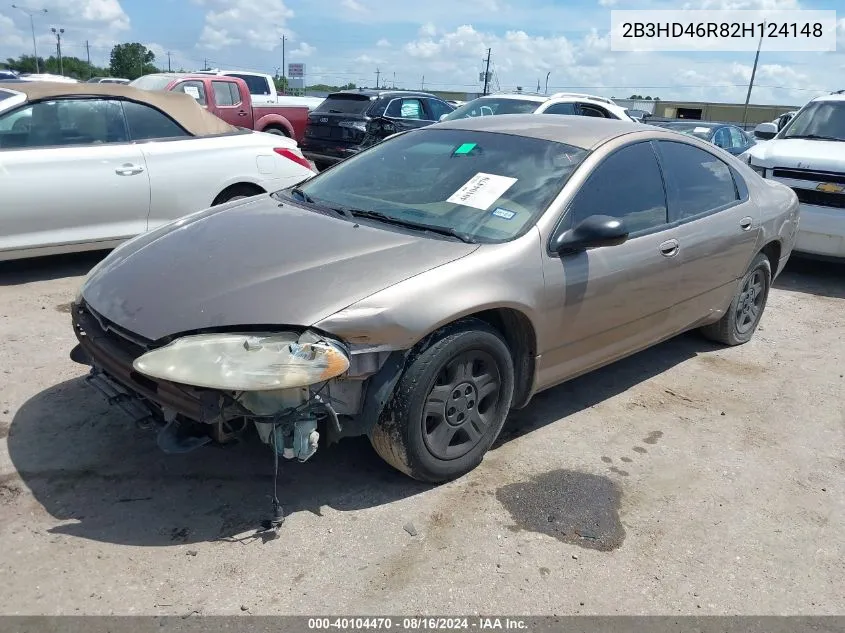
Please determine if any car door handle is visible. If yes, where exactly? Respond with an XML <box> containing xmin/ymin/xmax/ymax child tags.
<box><xmin>740</xmin><ymin>216</ymin><xmax>753</xmax><ymax>231</ymax></box>
<box><xmin>115</xmin><ymin>163</ymin><xmax>144</xmax><ymax>176</ymax></box>
<box><xmin>659</xmin><ymin>239</ymin><xmax>680</xmax><ymax>257</ymax></box>
<box><xmin>238</xmin><ymin>111</ymin><xmax>248</xmax><ymax>116</ymax></box>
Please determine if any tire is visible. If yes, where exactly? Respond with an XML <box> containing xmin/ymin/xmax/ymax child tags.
<box><xmin>700</xmin><ymin>252</ymin><xmax>771</xmax><ymax>345</ymax></box>
<box><xmin>212</xmin><ymin>186</ymin><xmax>262</xmax><ymax>206</ymax></box>
<box><xmin>369</xmin><ymin>319</ymin><xmax>515</xmax><ymax>483</ymax></box>
<box><xmin>264</xmin><ymin>127</ymin><xmax>288</xmax><ymax>137</ymax></box>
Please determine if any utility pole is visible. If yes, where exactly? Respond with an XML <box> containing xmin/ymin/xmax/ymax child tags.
<box><xmin>421</xmin><ymin>75</ymin><xmax>424</xmax><ymax>90</ymax></box>
<box><xmin>51</xmin><ymin>27</ymin><xmax>64</xmax><ymax>76</ymax></box>
<box><xmin>392</xmin><ymin>71</ymin><xmax>396</xmax><ymax>89</ymax></box>
<box><xmin>203</xmin><ymin>58</ymin><xmax>208</xmax><ymax>71</ymax></box>
<box><xmin>545</xmin><ymin>71</ymin><xmax>551</xmax><ymax>95</ymax></box>
<box><xmin>280</xmin><ymin>35</ymin><xmax>286</xmax><ymax>95</ymax></box>
<box><xmin>482</xmin><ymin>47</ymin><xmax>491</xmax><ymax>96</ymax></box>
<box><xmin>375</xmin><ymin>67</ymin><xmax>380</xmax><ymax>89</ymax></box>
<box><xmin>85</xmin><ymin>40</ymin><xmax>91</xmax><ymax>77</ymax></box>
<box><xmin>12</xmin><ymin>5</ymin><xmax>48</xmax><ymax>74</ymax></box>
<box><xmin>742</xmin><ymin>22</ymin><xmax>765</xmax><ymax>127</ymax></box>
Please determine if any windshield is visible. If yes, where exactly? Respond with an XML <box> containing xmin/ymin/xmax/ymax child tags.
<box><xmin>443</xmin><ymin>98</ymin><xmax>542</xmax><ymax>121</ymax></box>
<box><xmin>782</xmin><ymin>101</ymin><xmax>845</xmax><ymax>141</ymax></box>
<box><xmin>129</xmin><ymin>75</ymin><xmax>175</xmax><ymax>91</ymax></box>
<box><xmin>281</xmin><ymin>128</ymin><xmax>589</xmax><ymax>243</ymax></box>
<box><xmin>312</xmin><ymin>94</ymin><xmax>374</xmax><ymax>115</ymax></box>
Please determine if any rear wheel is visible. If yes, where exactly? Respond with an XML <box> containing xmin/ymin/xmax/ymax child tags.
<box><xmin>264</xmin><ymin>126</ymin><xmax>289</xmax><ymax>137</ymax></box>
<box><xmin>369</xmin><ymin>320</ymin><xmax>514</xmax><ymax>483</ymax></box>
<box><xmin>700</xmin><ymin>252</ymin><xmax>771</xmax><ymax>345</ymax></box>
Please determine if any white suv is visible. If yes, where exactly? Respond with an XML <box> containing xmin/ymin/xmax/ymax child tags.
<box><xmin>442</xmin><ymin>92</ymin><xmax>633</xmax><ymax>122</ymax></box>
<box><xmin>742</xmin><ymin>92</ymin><xmax>845</xmax><ymax>259</ymax></box>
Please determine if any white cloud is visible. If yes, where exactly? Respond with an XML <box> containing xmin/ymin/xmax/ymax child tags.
<box><xmin>194</xmin><ymin>0</ymin><xmax>294</xmax><ymax>52</ymax></box>
<box><xmin>419</xmin><ymin>22</ymin><xmax>437</xmax><ymax>37</ymax></box>
<box><xmin>376</xmin><ymin>38</ymin><xmax>391</xmax><ymax>48</ymax></box>
<box><xmin>1</xmin><ymin>0</ymin><xmax>129</xmax><ymax>63</ymax></box>
<box><xmin>341</xmin><ymin>0</ymin><xmax>367</xmax><ymax>11</ymax></box>
<box><xmin>598</xmin><ymin>0</ymin><xmax>618</xmax><ymax>6</ymax></box>
<box><xmin>289</xmin><ymin>42</ymin><xmax>315</xmax><ymax>58</ymax></box>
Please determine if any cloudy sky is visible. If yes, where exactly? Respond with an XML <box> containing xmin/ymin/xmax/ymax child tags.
<box><xmin>1</xmin><ymin>0</ymin><xmax>843</xmax><ymax>105</ymax></box>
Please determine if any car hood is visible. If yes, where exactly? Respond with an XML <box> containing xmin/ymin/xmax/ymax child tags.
<box><xmin>746</xmin><ymin>138</ymin><xmax>845</xmax><ymax>171</ymax></box>
<box><xmin>81</xmin><ymin>196</ymin><xmax>478</xmax><ymax>342</ymax></box>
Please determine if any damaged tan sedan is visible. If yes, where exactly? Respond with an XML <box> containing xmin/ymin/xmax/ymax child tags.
<box><xmin>72</xmin><ymin>115</ymin><xmax>799</xmax><ymax>493</ymax></box>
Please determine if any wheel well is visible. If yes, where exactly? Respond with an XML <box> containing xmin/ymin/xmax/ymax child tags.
<box><xmin>211</xmin><ymin>182</ymin><xmax>266</xmax><ymax>206</ymax></box>
<box><xmin>761</xmin><ymin>240</ymin><xmax>781</xmax><ymax>276</ymax></box>
<box><xmin>263</xmin><ymin>124</ymin><xmax>291</xmax><ymax>137</ymax></box>
<box><xmin>463</xmin><ymin>308</ymin><xmax>537</xmax><ymax>409</ymax></box>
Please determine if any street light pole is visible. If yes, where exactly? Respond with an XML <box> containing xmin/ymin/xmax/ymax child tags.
<box><xmin>545</xmin><ymin>71</ymin><xmax>551</xmax><ymax>95</ymax></box>
<box><xmin>51</xmin><ymin>27</ymin><xmax>64</xmax><ymax>76</ymax></box>
<box><xmin>11</xmin><ymin>5</ymin><xmax>48</xmax><ymax>74</ymax></box>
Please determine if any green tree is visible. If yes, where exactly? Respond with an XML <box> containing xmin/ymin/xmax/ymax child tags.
<box><xmin>5</xmin><ymin>54</ymin><xmax>108</xmax><ymax>80</ymax></box>
<box><xmin>109</xmin><ymin>43</ymin><xmax>158</xmax><ymax>80</ymax></box>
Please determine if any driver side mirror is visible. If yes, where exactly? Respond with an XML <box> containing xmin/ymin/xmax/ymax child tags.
<box><xmin>439</xmin><ymin>113</ymin><xmax>449</xmax><ymax>122</ymax></box>
<box><xmin>553</xmin><ymin>215</ymin><xmax>629</xmax><ymax>255</ymax></box>
<box><xmin>753</xmin><ymin>122</ymin><xmax>778</xmax><ymax>140</ymax></box>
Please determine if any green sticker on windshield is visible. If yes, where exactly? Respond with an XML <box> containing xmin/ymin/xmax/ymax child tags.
<box><xmin>454</xmin><ymin>143</ymin><xmax>477</xmax><ymax>155</ymax></box>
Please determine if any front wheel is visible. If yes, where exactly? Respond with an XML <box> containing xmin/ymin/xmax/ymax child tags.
<box><xmin>370</xmin><ymin>320</ymin><xmax>514</xmax><ymax>483</ymax></box>
<box><xmin>700</xmin><ymin>252</ymin><xmax>771</xmax><ymax>345</ymax></box>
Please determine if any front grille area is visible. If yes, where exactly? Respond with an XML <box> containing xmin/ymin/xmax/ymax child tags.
<box><xmin>773</xmin><ymin>168</ymin><xmax>845</xmax><ymax>185</ymax></box>
<box><xmin>72</xmin><ymin>302</ymin><xmax>211</xmax><ymax>422</ymax></box>
<box><xmin>791</xmin><ymin>187</ymin><xmax>845</xmax><ymax>209</ymax></box>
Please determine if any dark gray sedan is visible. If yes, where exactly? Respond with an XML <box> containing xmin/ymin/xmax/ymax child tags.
<box><xmin>649</xmin><ymin>120</ymin><xmax>756</xmax><ymax>155</ymax></box>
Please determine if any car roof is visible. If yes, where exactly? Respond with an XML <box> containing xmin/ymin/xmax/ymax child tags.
<box><xmin>331</xmin><ymin>89</ymin><xmax>441</xmax><ymax>99</ymax></box>
<box><xmin>813</xmin><ymin>93</ymin><xmax>845</xmax><ymax>103</ymax></box>
<box><xmin>474</xmin><ymin>93</ymin><xmax>548</xmax><ymax>103</ymax></box>
<box><xmin>0</xmin><ymin>80</ymin><xmax>237</xmax><ymax>136</ymax></box>
<box><xmin>431</xmin><ymin>113</ymin><xmax>643</xmax><ymax>150</ymax></box>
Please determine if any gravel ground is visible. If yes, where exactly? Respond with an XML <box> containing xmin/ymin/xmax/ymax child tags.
<box><xmin>0</xmin><ymin>252</ymin><xmax>843</xmax><ymax>616</ymax></box>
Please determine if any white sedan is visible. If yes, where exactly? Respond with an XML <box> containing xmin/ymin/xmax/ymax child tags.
<box><xmin>0</xmin><ymin>81</ymin><xmax>315</xmax><ymax>261</ymax></box>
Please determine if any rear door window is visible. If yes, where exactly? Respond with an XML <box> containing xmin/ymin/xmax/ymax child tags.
<box><xmin>543</xmin><ymin>103</ymin><xmax>578</xmax><ymax>115</ymax></box>
<box><xmin>385</xmin><ymin>98</ymin><xmax>425</xmax><ymax>120</ymax></box>
<box><xmin>212</xmin><ymin>81</ymin><xmax>236</xmax><ymax>106</ymax></box>
<box><xmin>656</xmin><ymin>140</ymin><xmax>739</xmax><ymax>221</ymax></box>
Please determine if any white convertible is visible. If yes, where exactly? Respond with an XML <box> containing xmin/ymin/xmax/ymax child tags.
<box><xmin>0</xmin><ymin>81</ymin><xmax>315</xmax><ymax>262</ymax></box>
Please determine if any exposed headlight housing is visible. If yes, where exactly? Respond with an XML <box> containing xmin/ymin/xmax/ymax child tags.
<box><xmin>750</xmin><ymin>164</ymin><xmax>766</xmax><ymax>177</ymax></box>
<box><xmin>132</xmin><ymin>332</ymin><xmax>349</xmax><ymax>391</ymax></box>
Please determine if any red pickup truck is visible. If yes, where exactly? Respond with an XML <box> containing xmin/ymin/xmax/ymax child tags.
<box><xmin>130</xmin><ymin>73</ymin><xmax>309</xmax><ymax>143</ymax></box>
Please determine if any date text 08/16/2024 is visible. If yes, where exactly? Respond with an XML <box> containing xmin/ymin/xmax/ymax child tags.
<box><xmin>307</xmin><ymin>618</ymin><xmax>529</xmax><ymax>630</ymax></box>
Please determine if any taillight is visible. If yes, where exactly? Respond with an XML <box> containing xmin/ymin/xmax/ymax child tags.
<box><xmin>274</xmin><ymin>148</ymin><xmax>315</xmax><ymax>172</ymax></box>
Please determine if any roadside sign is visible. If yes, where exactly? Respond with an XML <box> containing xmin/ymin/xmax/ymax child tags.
<box><xmin>288</xmin><ymin>63</ymin><xmax>305</xmax><ymax>78</ymax></box>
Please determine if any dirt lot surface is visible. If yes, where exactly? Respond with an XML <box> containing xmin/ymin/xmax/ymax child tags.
<box><xmin>0</xmin><ymin>252</ymin><xmax>843</xmax><ymax>616</ymax></box>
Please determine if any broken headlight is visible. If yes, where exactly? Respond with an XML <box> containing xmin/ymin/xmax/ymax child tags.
<box><xmin>132</xmin><ymin>332</ymin><xmax>349</xmax><ymax>391</ymax></box>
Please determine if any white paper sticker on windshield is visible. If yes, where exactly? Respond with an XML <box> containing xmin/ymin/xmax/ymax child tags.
<box><xmin>447</xmin><ymin>173</ymin><xmax>518</xmax><ymax>210</ymax></box>
<box><xmin>693</xmin><ymin>126</ymin><xmax>709</xmax><ymax>133</ymax></box>
<box><xmin>184</xmin><ymin>86</ymin><xmax>201</xmax><ymax>99</ymax></box>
